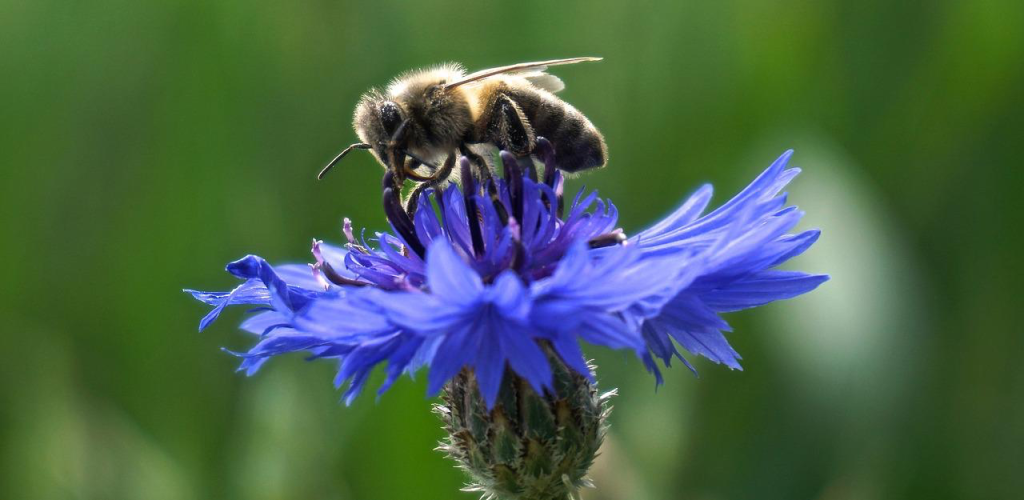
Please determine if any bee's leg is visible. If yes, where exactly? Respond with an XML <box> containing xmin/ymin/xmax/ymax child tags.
<box><xmin>487</xmin><ymin>94</ymin><xmax>536</xmax><ymax>156</ymax></box>
<box><xmin>404</xmin><ymin>153</ymin><xmax>457</xmax><ymax>218</ymax></box>
<box><xmin>403</xmin><ymin>158</ymin><xmax>442</xmax><ymax>182</ymax></box>
<box><xmin>458</xmin><ymin>144</ymin><xmax>493</xmax><ymax>185</ymax></box>
<box><xmin>486</xmin><ymin>93</ymin><xmax>540</xmax><ymax>182</ymax></box>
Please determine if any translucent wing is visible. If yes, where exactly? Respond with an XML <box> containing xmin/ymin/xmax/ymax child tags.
<box><xmin>520</xmin><ymin>71</ymin><xmax>565</xmax><ymax>93</ymax></box>
<box><xmin>444</xmin><ymin>57</ymin><xmax>601</xmax><ymax>90</ymax></box>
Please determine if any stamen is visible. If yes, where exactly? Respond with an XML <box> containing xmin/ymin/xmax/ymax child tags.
<box><xmin>310</xmin><ymin>239</ymin><xmax>370</xmax><ymax>288</ymax></box>
<box><xmin>499</xmin><ymin>151</ymin><xmax>524</xmax><ymax>223</ymax></box>
<box><xmin>523</xmin><ymin>156</ymin><xmax>538</xmax><ymax>183</ymax></box>
<box><xmin>309</xmin><ymin>239</ymin><xmax>330</xmax><ymax>289</ymax></box>
<box><xmin>309</xmin><ymin>263</ymin><xmax>330</xmax><ymax>291</ymax></box>
<box><xmin>311</xmin><ymin>238</ymin><xmax>325</xmax><ymax>266</ymax></box>
<box><xmin>404</xmin><ymin>183</ymin><xmax>428</xmax><ymax>220</ymax></box>
<box><xmin>536</xmin><ymin>137</ymin><xmax>557</xmax><ymax>188</ymax></box>
<box><xmin>342</xmin><ymin>218</ymin><xmax>355</xmax><ymax>244</ymax></box>
<box><xmin>382</xmin><ymin>181</ymin><xmax>426</xmax><ymax>258</ymax></box>
<box><xmin>554</xmin><ymin>175</ymin><xmax>565</xmax><ymax>219</ymax></box>
<box><xmin>322</xmin><ymin>260</ymin><xmax>370</xmax><ymax>287</ymax></box>
<box><xmin>507</xmin><ymin>217</ymin><xmax>521</xmax><ymax>242</ymax></box>
<box><xmin>382</xmin><ymin>170</ymin><xmax>399</xmax><ymax>191</ymax></box>
<box><xmin>488</xmin><ymin>179</ymin><xmax>510</xmax><ymax>226</ymax></box>
<box><xmin>459</xmin><ymin>156</ymin><xmax>485</xmax><ymax>257</ymax></box>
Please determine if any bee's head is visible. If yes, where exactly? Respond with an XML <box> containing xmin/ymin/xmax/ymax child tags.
<box><xmin>319</xmin><ymin>92</ymin><xmax>442</xmax><ymax>181</ymax></box>
<box><xmin>351</xmin><ymin>94</ymin><xmax>410</xmax><ymax>162</ymax></box>
<box><xmin>321</xmin><ymin>67</ymin><xmax>471</xmax><ymax>181</ymax></box>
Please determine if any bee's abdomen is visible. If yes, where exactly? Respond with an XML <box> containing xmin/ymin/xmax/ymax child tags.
<box><xmin>510</xmin><ymin>88</ymin><xmax>606</xmax><ymax>172</ymax></box>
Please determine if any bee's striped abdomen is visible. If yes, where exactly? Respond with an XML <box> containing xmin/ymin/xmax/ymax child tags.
<box><xmin>508</xmin><ymin>87</ymin><xmax>607</xmax><ymax>173</ymax></box>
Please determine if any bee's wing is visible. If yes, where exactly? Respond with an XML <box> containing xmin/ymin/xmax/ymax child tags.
<box><xmin>444</xmin><ymin>57</ymin><xmax>601</xmax><ymax>90</ymax></box>
<box><xmin>519</xmin><ymin>71</ymin><xmax>565</xmax><ymax>93</ymax></box>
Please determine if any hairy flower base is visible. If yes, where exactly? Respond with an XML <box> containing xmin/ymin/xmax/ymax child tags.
<box><xmin>437</xmin><ymin>346</ymin><xmax>610</xmax><ymax>500</ymax></box>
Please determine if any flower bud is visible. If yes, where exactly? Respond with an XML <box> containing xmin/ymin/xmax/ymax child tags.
<box><xmin>436</xmin><ymin>350</ymin><xmax>613</xmax><ymax>500</ymax></box>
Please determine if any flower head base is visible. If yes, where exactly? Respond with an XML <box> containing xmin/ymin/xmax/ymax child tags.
<box><xmin>188</xmin><ymin>142</ymin><xmax>827</xmax><ymax>498</ymax></box>
<box><xmin>438</xmin><ymin>352</ymin><xmax>611</xmax><ymax>500</ymax></box>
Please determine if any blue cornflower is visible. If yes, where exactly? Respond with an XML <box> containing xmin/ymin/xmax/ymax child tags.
<box><xmin>188</xmin><ymin>142</ymin><xmax>827</xmax><ymax>407</ymax></box>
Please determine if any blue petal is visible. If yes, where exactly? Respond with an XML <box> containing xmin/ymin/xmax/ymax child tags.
<box><xmin>702</xmin><ymin>270</ymin><xmax>829</xmax><ymax>312</ymax></box>
<box><xmin>636</xmin><ymin>184</ymin><xmax>713</xmax><ymax>237</ymax></box>
<box><xmin>576</xmin><ymin>313</ymin><xmax>644</xmax><ymax>351</ymax></box>
<box><xmin>186</xmin><ymin>280</ymin><xmax>271</xmax><ymax>307</ymax></box>
<box><xmin>497</xmin><ymin>320</ymin><xmax>553</xmax><ymax>400</ymax></box>
<box><xmin>551</xmin><ymin>336</ymin><xmax>595</xmax><ymax>382</ymax></box>
<box><xmin>293</xmin><ymin>289</ymin><xmax>397</xmax><ymax>339</ymax></box>
<box><xmin>426</xmin><ymin>321</ymin><xmax>477</xmax><ymax>397</ymax></box>
<box><xmin>472</xmin><ymin>320</ymin><xmax>506</xmax><ymax>410</ymax></box>
<box><xmin>425</xmin><ymin>239</ymin><xmax>483</xmax><ymax>302</ymax></box>
<box><xmin>190</xmin><ymin>279</ymin><xmax>269</xmax><ymax>331</ymax></box>
<box><xmin>273</xmin><ymin>264</ymin><xmax>322</xmax><ymax>291</ymax></box>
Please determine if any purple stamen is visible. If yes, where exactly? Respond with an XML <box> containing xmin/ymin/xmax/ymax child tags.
<box><xmin>459</xmin><ymin>156</ymin><xmax>485</xmax><ymax>257</ymax></box>
<box><xmin>500</xmin><ymin>151</ymin><xmax>524</xmax><ymax>224</ymax></box>
<box><xmin>536</xmin><ymin>137</ymin><xmax>557</xmax><ymax>188</ymax></box>
<box><xmin>343</xmin><ymin>218</ymin><xmax>355</xmax><ymax>244</ymax></box>
<box><xmin>383</xmin><ymin>184</ymin><xmax>425</xmax><ymax>258</ymax></box>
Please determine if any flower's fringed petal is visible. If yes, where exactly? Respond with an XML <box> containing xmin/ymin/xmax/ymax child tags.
<box><xmin>673</xmin><ymin>326</ymin><xmax>742</xmax><ymax>370</ymax></box>
<box><xmin>335</xmin><ymin>332</ymin><xmax>406</xmax><ymax>404</ymax></box>
<box><xmin>344</xmin><ymin>250</ymin><xmax>410</xmax><ymax>290</ymax></box>
<box><xmin>550</xmin><ymin>336</ymin><xmax>595</xmax><ymax>382</ymax></box>
<box><xmin>414</xmin><ymin>190</ymin><xmax>445</xmax><ymax>248</ymax></box>
<box><xmin>427</xmin><ymin>321</ymin><xmax>477</xmax><ymax>397</ymax></box>
<box><xmin>642</xmin><ymin>352</ymin><xmax>666</xmax><ymax>386</ymax></box>
<box><xmin>188</xmin><ymin>254</ymin><xmax>331</xmax><ymax>332</ymax></box>
<box><xmin>440</xmin><ymin>185</ymin><xmax>475</xmax><ymax>256</ymax></box>
<box><xmin>488</xmin><ymin>271</ymin><xmax>531</xmax><ymax>320</ymax></box>
<box><xmin>425</xmin><ymin>239</ymin><xmax>483</xmax><ymax>302</ymax></box>
<box><xmin>632</xmin><ymin>151</ymin><xmax>797</xmax><ymax>253</ymax></box>
<box><xmin>530</xmin><ymin>242</ymin><xmax>696</xmax><ymax>354</ymax></box>
<box><xmin>575</xmin><ymin>313</ymin><xmax>644</xmax><ymax>352</ymax></box>
<box><xmin>641</xmin><ymin>321</ymin><xmax>681</xmax><ymax>367</ymax></box>
<box><xmin>640</xmin><ymin>184</ymin><xmax>714</xmax><ymax>237</ymax></box>
<box><xmin>186</xmin><ymin>279</ymin><xmax>270</xmax><ymax>309</ymax></box>
<box><xmin>227</xmin><ymin>333</ymin><xmax>333</xmax><ymax>375</ymax></box>
<box><xmin>293</xmin><ymin>289</ymin><xmax>397</xmax><ymax>340</ymax></box>
<box><xmin>630</xmin><ymin>151</ymin><xmax>828</xmax><ymax>374</ymax></box>
<box><xmin>378</xmin><ymin>334</ymin><xmax>426</xmax><ymax>396</ymax></box>
<box><xmin>378</xmin><ymin>232</ymin><xmax>426</xmax><ymax>278</ymax></box>
<box><xmin>472</xmin><ymin>321</ymin><xmax>506</xmax><ymax>410</ymax></box>
<box><xmin>239</xmin><ymin>310</ymin><xmax>293</xmax><ymax>336</ymax></box>
<box><xmin>702</xmin><ymin>270</ymin><xmax>829</xmax><ymax>312</ymax></box>
<box><xmin>638</xmin><ymin>300</ymin><xmax>740</xmax><ymax>370</ymax></box>
<box><xmin>532</xmin><ymin>243</ymin><xmax>654</xmax><ymax>312</ymax></box>
<box><xmin>269</xmin><ymin>264</ymin><xmax>323</xmax><ymax>291</ymax></box>
<box><xmin>375</xmin><ymin>290</ymin><xmax>464</xmax><ymax>333</ymax></box>
<box><xmin>497</xmin><ymin>318</ymin><xmax>553</xmax><ymax>401</ymax></box>
<box><xmin>226</xmin><ymin>255</ymin><xmax>304</xmax><ymax>313</ymax></box>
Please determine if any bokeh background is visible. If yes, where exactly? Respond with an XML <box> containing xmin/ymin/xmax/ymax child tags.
<box><xmin>2</xmin><ymin>0</ymin><xmax>1022</xmax><ymax>499</ymax></box>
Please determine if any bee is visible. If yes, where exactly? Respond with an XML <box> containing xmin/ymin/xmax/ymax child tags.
<box><xmin>318</xmin><ymin>57</ymin><xmax>607</xmax><ymax>194</ymax></box>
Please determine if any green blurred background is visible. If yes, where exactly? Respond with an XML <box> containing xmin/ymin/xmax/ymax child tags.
<box><xmin>2</xmin><ymin>0</ymin><xmax>1022</xmax><ymax>498</ymax></box>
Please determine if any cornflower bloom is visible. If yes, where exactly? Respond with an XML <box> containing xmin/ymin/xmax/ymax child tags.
<box><xmin>189</xmin><ymin>140</ymin><xmax>827</xmax><ymax>499</ymax></box>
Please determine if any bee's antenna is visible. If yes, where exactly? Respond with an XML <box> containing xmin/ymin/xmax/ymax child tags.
<box><xmin>318</xmin><ymin>143</ymin><xmax>371</xmax><ymax>180</ymax></box>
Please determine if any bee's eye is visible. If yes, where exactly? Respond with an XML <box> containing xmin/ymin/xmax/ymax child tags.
<box><xmin>379</xmin><ymin>102</ymin><xmax>402</xmax><ymax>136</ymax></box>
